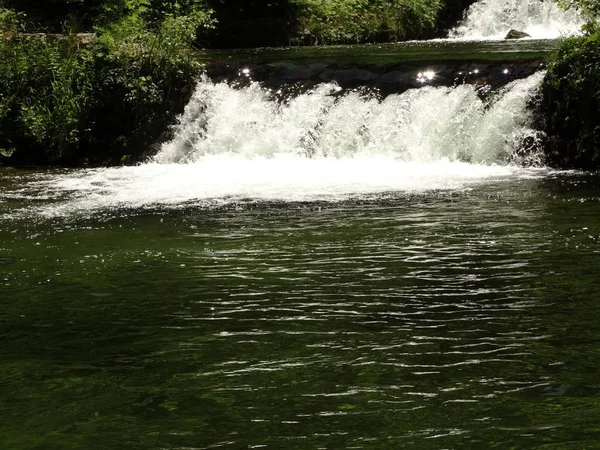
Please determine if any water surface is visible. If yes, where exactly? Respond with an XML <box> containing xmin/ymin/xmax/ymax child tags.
<box><xmin>2</xmin><ymin>169</ymin><xmax>600</xmax><ymax>449</ymax></box>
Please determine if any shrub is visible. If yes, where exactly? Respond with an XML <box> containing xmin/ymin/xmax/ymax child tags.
<box><xmin>0</xmin><ymin>2</ymin><xmax>214</xmax><ymax>165</ymax></box>
<box><xmin>290</xmin><ymin>0</ymin><xmax>443</xmax><ymax>45</ymax></box>
<box><xmin>0</xmin><ymin>38</ymin><xmax>95</xmax><ymax>162</ymax></box>
<box><xmin>88</xmin><ymin>11</ymin><xmax>213</xmax><ymax>164</ymax></box>
<box><xmin>541</xmin><ymin>27</ymin><xmax>600</xmax><ymax>169</ymax></box>
<box><xmin>0</xmin><ymin>6</ymin><xmax>22</xmax><ymax>32</ymax></box>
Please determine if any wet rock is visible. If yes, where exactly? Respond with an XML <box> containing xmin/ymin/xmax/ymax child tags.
<box><xmin>319</xmin><ymin>69</ymin><xmax>335</xmax><ymax>82</ymax></box>
<box><xmin>282</xmin><ymin>65</ymin><xmax>318</xmax><ymax>81</ymax></box>
<box><xmin>331</xmin><ymin>69</ymin><xmax>378</xmax><ymax>83</ymax></box>
<box><xmin>505</xmin><ymin>29</ymin><xmax>531</xmax><ymax>40</ymax></box>
<box><xmin>205</xmin><ymin>59</ymin><xmax>548</xmax><ymax>96</ymax></box>
<box><xmin>377</xmin><ymin>70</ymin><xmax>412</xmax><ymax>84</ymax></box>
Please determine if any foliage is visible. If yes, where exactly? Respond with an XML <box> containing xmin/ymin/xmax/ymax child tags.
<box><xmin>541</xmin><ymin>30</ymin><xmax>600</xmax><ymax>169</ymax></box>
<box><xmin>142</xmin><ymin>0</ymin><xmax>214</xmax><ymax>29</ymax></box>
<box><xmin>1</xmin><ymin>0</ymin><xmax>456</xmax><ymax>47</ymax></box>
<box><xmin>290</xmin><ymin>0</ymin><xmax>444</xmax><ymax>45</ymax></box>
<box><xmin>198</xmin><ymin>0</ymin><xmax>448</xmax><ymax>47</ymax></box>
<box><xmin>0</xmin><ymin>0</ymin><xmax>214</xmax><ymax>165</ymax></box>
<box><xmin>97</xmin><ymin>4</ymin><xmax>213</xmax><ymax>65</ymax></box>
<box><xmin>539</xmin><ymin>0</ymin><xmax>600</xmax><ymax>169</ymax></box>
<box><xmin>0</xmin><ymin>0</ymin><xmax>122</xmax><ymax>32</ymax></box>
<box><xmin>0</xmin><ymin>6</ymin><xmax>22</xmax><ymax>32</ymax></box>
<box><xmin>556</xmin><ymin>0</ymin><xmax>600</xmax><ymax>21</ymax></box>
<box><xmin>291</xmin><ymin>0</ymin><xmax>375</xmax><ymax>44</ymax></box>
<box><xmin>0</xmin><ymin>0</ymin><xmax>214</xmax><ymax>33</ymax></box>
<box><xmin>0</xmin><ymin>38</ymin><xmax>95</xmax><ymax>162</ymax></box>
<box><xmin>88</xmin><ymin>8</ymin><xmax>213</xmax><ymax>164</ymax></box>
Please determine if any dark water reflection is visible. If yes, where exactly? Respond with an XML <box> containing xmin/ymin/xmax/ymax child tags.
<box><xmin>2</xmin><ymin>174</ymin><xmax>600</xmax><ymax>448</ymax></box>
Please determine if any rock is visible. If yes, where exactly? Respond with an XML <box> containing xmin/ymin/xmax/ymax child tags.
<box><xmin>331</xmin><ymin>69</ymin><xmax>378</xmax><ymax>83</ymax></box>
<box><xmin>377</xmin><ymin>70</ymin><xmax>411</xmax><ymax>84</ymax></box>
<box><xmin>505</xmin><ymin>29</ymin><xmax>531</xmax><ymax>40</ymax></box>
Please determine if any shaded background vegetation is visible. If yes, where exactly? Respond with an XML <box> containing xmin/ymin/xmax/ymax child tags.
<box><xmin>540</xmin><ymin>1</ymin><xmax>600</xmax><ymax>170</ymax></box>
<box><xmin>2</xmin><ymin>0</ymin><xmax>598</xmax><ymax>168</ymax></box>
<box><xmin>1</xmin><ymin>0</ymin><xmax>478</xmax><ymax>46</ymax></box>
<box><xmin>541</xmin><ymin>26</ymin><xmax>600</xmax><ymax>169</ymax></box>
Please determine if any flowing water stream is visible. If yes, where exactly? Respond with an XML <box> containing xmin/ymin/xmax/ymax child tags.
<box><xmin>2</xmin><ymin>2</ymin><xmax>599</xmax><ymax>449</ymax></box>
<box><xmin>449</xmin><ymin>0</ymin><xmax>584</xmax><ymax>39</ymax></box>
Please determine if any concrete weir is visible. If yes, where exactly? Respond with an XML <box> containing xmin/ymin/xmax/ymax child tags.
<box><xmin>200</xmin><ymin>39</ymin><xmax>557</xmax><ymax>94</ymax></box>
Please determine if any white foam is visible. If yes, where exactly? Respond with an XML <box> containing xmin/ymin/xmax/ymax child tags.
<box><xmin>156</xmin><ymin>72</ymin><xmax>546</xmax><ymax>165</ymax></box>
<box><xmin>31</xmin><ymin>157</ymin><xmax>548</xmax><ymax>215</ymax></box>
<box><xmin>449</xmin><ymin>0</ymin><xmax>584</xmax><ymax>40</ymax></box>
<box><xmin>24</xmin><ymin>72</ymin><xmax>548</xmax><ymax>216</ymax></box>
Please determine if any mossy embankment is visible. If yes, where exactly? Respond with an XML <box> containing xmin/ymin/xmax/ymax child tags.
<box><xmin>0</xmin><ymin>34</ymin><xmax>202</xmax><ymax>167</ymax></box>
<box><xmin>540</xmin><ymin>28</ymin><xmax>600</xmax><ymax>170</ymax></box>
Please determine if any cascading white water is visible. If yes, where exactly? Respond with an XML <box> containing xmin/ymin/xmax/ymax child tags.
<box><xmin>156</xmin><ymin>73</ymin><xmax>544</xmax><ymax>166</ymax></box>
<box><xmin>31</xmin><ymin>72</ymin><xmax>548</xmax><ymax>214</ymax></box>
<box><xmin>449</xmin><ymin>0</ymin><xmax>584</xmax><ymax>40</ymax></box>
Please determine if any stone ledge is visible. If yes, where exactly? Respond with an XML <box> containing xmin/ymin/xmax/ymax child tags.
<box><xmin>205</xmin><ymin>59</ymin><xmax>546</xmax><ymax>95</ymax></box>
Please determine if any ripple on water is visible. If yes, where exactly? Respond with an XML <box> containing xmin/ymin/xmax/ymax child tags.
<box><xmin>2</xmin><ymin>172</ymin><xmax>598</xmax><ymax>449</ymax></box>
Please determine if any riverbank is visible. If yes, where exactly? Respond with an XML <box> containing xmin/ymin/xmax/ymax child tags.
<box><xmin>0</xmin><ymin>18</ymin><xmax>203</xmax><ymax>167</ymax></box>
<box><xmin>539</xmin><ymin>29</ymin><xmax>600</xmax><ymax>170</ymax></box>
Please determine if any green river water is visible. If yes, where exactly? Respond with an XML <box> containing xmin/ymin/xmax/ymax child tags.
<box><xmin>2</xmin><ymin>168</ymin><xmax>600</xmax><ymax>449</ymax></box>
<box><xmin>200</xmin><ymin>39</ymin><xmax>557</xmax><ymax>65</ymax></box>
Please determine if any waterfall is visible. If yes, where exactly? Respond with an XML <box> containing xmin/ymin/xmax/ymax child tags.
<box><xmin>156</xmin><ymin>72</ymin><xmax>545</xmax><ymax>166</ymax></box>
<box><xmin>31</xmin><ymin>72</ymin><xmax>548</xmax><ymax>213</ymax></box>
<box><xmin>449</xmin><ymin>0</ymin><xmax>584</xmax><ymax>40</ymax></box>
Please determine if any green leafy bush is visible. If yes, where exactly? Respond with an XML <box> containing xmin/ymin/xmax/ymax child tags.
<box><xmin>0</xmin><ymin>6</ymin><xmax>22</xmax><ymax>32</ymax></box>
<box><xmin>88</xmin><ymin>9</ymin><xmax>213</xmax><ymax>164</ymax></box>
<box><xmin>0</xmin><ymin>1</ymin><xmax>214</xmax><ymax>165</ymax></box>
<box><xmin>0</xmin><ymin>38</ymin><xmax>95</xmax><ymax>162</ymax></box>
<box><xmin>290</xmin><ymin>0</ymin><xmax>443</xmax><ymax>45</ymax></box>
<box><xmin>541</xmin><ymin>28</ymin><xmax>600</xmax><ymax>169</ymax></box>
<box><xmin>540</xmin><ymin>0</ymin><xmax>600</xmax><ymax>169</ymax></box>
<box><xmin>556</xmin><ymin>0</ymin><xmax>600</xmax><ymax>20</ymax></box>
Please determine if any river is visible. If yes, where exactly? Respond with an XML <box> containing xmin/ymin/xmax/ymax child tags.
<box><xmin>3</xmin><ymin>168</ymin><xmax>600</xmax><ymax>448</ymax></box>
<box><xmin>2</xmin><ymin>1</ymin><xmax>598</xmax><ymax>449</ymax></box>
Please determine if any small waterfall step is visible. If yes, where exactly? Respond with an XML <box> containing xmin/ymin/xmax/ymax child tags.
<box><xmin>450</xmin><ymin>0</ymin><xmax>583</xmax><ymax>39</ymax></box>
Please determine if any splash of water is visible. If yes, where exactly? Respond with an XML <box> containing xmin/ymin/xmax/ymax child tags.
<box><xmin>449</xmin><ymin>0</ymin><xmax>584</xmax><ymax>40</ymax></box>
<box><xmin>12</xmin><ymin>72</ymin><xmax>548</xmax><ymax>216</ymax></box>
<box><xmin>156</xmin><ymin>73</ymin><xmax>545</xmax><ymax>166</ymax></box>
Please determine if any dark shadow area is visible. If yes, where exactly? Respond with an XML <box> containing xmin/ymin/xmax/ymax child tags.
<box><xmin>202</xmin><ymin>0</ymin><xmax>296</xmax><ymax>48</ymax></box>
<box><xmin>436</xmin><ymin>0</ymin><xmax>478</xmax><ymax>36</ymax></box>
<box><xmin>1</xmin><ymin>0</ymin><xmax>112</xmax><ymax>32</ymax></box>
